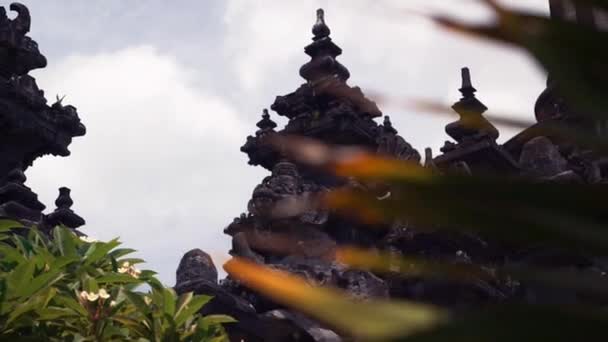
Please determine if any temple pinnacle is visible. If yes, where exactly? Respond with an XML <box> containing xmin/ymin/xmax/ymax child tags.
<box><xmin>446</xmin><ymin>67</ymin><xmax>497</xmax><ymax>142</ymax></box>
<box><xmin>383</xmin><ymin>116</ymin><xmax>398</xmax><ymax>134</ymax></box>
<box><xmin>312</xmin><ymin>8</ymin><xmax>330</xmax><ymax>40</ymax></box>
<box><xmin>55</xmin><ymin>187</ymin><xmax>74</xmax><ymax>209</ymax></box>
<box><xmin>256</xmin><ymin>108</ymin><xmax>277</xmax><ymax>131</ymax></box>
<box><xmin>459</xmin><ymin>67</ymin><xmax>477</xmax><ymax>98</ymax></box>
<box><xmin>299</xmin><ymin>8</ymin><xmax>350</xmax><ymax>82</ymax></box>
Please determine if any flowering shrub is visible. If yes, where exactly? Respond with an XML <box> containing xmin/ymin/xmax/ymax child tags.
<box><xmin>0</xmin><ymin>220</ymin><xmax>232</xmax><ymax>341</ymax></box>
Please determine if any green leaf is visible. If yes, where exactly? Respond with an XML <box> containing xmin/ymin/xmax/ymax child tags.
<box><xmin>109</xmin><ymin>248</ymin><xmax>137</xmax><ymax>259</ymax></box>
<box><xmin>36</xmin><ymin>306</ymin><xmax>79</xmax><ymax>321</ymax></box>
<box><xmin>83</xmin><ymin>238</ymin><xmax>121</xmax><ymax>266</ymax></box>
<box><xmin>201</xmin><ymin>314</ymin><xmax>237</xmax><ymax>325</ymax></box>
<box><xmin>0</xmin><ymin>219</ymin><xmax>24</xmax><ymax>232</ymax></box>
<box><xmin>96</xmin><ymin>273</ymin><xmax>143</xmax><ymax>285</ymax></box>
<box><xmin>6</xmin><ymin>258</ymin><xmax>36</xmax><ymax>300</ymax></box>
<box><xmin>174</xmin><ymin>292</ymin><xmax>193</xmax><ymax>319</ymax></box>
<box><xmin>111</xmin><ymin>315</ymin><xmax>149</xmax><ymax>336</ymax></box>
<box><xmin>124</xmin><ymin>290</ymin><xmax>150</xmax><ymax>315</ymax></box>
<box><xmin>6</xmin><ymin>287</ymin><xmax>57</xmax><ymax>325</ymax></box>
<box><xmin>83</xmin><ymin>276</ymin><xmax>99</xmax><ymax>293</ymax></box>
<box><xmin>162</xmin><ymin>287</ymin><xmax>176</xmax><ymax>317</ymax></box>
<box><xmin>0</xmin><ymin>243</ymin><xmax>26</xmax><ymax>264</ymax></box>
<box><xmin>174</xmin><ymin>294</ymin><xmax>213</xmax><ymax>327</ymax></box>
<box><xmin>17</xmin><ymin>271</ymin><xmax>64</xmax><ymax>299</ymax></box>
<box><xmin>52</xmin><ymin>294</ymin><xmax>89</xmax><ymax>317</ymax></box>
<box><xmin>15</xmin><ymin>256</ymin><xmax>78</xmax><ymax>299</ymax></box>
<box><xmin>146</xmin><ymin>276</ymin><xmax>164</xmax><ymax>292</ymax></box>
<box><xmin>53</xmin><ymin>227</ymin><xmax>78</xmax><ymax>257</ymax></box>
<box><xmin>13</xmin><ymin>235</ymin><xmax>35</xmax><ymax>257</ymax></box>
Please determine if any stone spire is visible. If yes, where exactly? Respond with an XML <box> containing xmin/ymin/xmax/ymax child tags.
<box><xmin>44</xmin><ymin>187</ymin><xmax>85</xmax><ymax>229</ymax></box>
<box><xmin>381</xmin><ymin>116</ymin><xmax>398</xmax><ymax>135</ymax></box>
<box><xmin>256</xmin><ymin>109</ymin><xmax>277</xmax><ymax>134</ymax></box>
<box><xmin>312</xmin><ymin>8</ymin><xmax>330</xmax><ymax>40</ymax></box>
<box><xmin>436</xmin><ymin>68</ymin><xmax>517</xmax><ymax>173</ymax></box>
<box><xmin>299</xmin><ymin>8</ymin><xmax>350</xmax><ymax>83</ymax></box>
<box><xmin>243</xmin><ymin>8</ymin><xmax>411</xmax><ymax>171</ymax></box>
<box><xmin>445</xmin><ymin>67</ymin><xmax>498</xmax><ymax>142</ymax></box>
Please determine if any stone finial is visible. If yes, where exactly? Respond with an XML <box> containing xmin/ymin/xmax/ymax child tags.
<box><xmin>382</xmin><ymin>116</ymin><xmax>398</xmax><ymax>135</ymax></box>
<box><xmin>256</xmin><ymin>108</ymin><xmax>277</xmax><ymax>131</ymax></box>
<box><xmin>459</xmin><ymin>67</ymin><xmax>476</xmax><ymax>97</ymax></box>
<box><xmin>44</xmin><ymin>187</ymin><xmax>85</xmax><ymax>229</ymax></box>
<box><xmin>55</xmin><ymin>187</ymin><xmax>74</xmax><ymax>209</ymax></box>
<box><xmin>299</xmin><ymin>8</ymin><xmax>350</xmax><ymax>82</ymax></box>
<box><xmin>446</xmin><ymin>67</ymin><xmax>498</xmax><ymax>142</ymax></box>
<box><xmin>312</xmin><ymin>8</ymin><xmax>330</xmax><ymax>40</ymax></box>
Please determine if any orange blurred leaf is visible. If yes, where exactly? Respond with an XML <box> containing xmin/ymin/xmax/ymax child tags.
<box><xmin>224</xmin><ymin>258</ymin><xmax>448</xmax><ymax>340</ymax></box>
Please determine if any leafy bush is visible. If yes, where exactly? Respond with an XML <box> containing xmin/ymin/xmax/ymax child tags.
<box><xmin>0</xmin><ymin>220</ymin><xmax>232</xmax><ymax>341</ymax></box>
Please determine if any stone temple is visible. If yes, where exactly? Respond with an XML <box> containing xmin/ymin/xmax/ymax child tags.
<box><xmin>173</xmin><ymin>5</ymin><xmax>608</xmax><ymax>341</ymax></box>
<box><xmin>1</xmin><ymin>2</ymin><xmax>607</xmax><ymax>342</ymax></box>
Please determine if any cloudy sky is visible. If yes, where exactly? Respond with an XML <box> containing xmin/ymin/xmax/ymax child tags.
<box><xmin>21</xmin><ymin>0</ymin><xmax>549</xmax><ymax>285</ymax></box>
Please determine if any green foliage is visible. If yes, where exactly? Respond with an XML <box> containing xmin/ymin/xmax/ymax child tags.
<box><xmin>0</xmin><ymin>222</ymin><xmax>231</xmax><ymax>341</ymax></box>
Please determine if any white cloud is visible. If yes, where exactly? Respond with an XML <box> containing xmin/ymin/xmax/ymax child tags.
<box><xmin>27</xmin><ymin>45</ymin><xmax>264</xmax><ymax>285</ymax></box>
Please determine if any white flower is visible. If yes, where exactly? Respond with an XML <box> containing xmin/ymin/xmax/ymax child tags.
<box><xmin>98</xmin><ymin>288</ymin><xmax>110</xmax><ymax>299</ymax></box>
<box><xmin>80</xmin><ymin>291</ymin><xmax>99</xmax><ymax>302</ymax></box>
<box><xmin>79</xmin><ymin>235</ymin><xmax>98</xmax><ymax>243</ymax></box>
<box><xmin>130</xmin><ymin>267</ymin><xmax>142</xmax><ymax>278</ymax></box>
<box><xmin>79</xmin><ymin>289</ymin><xmax>111</xmax><ymax>302</ymax></box>
<box><xmin>109</xmin><ymin>300</ymin><xmax>118</xmax><ymax>307</ymax></box>
<box><xmin>117</xmin><ymin>261</ymin><xmax>141</xmax><ymax>278</ymax></box>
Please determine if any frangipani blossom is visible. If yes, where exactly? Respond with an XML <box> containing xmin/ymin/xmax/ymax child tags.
<box><xmin>79</xmin><ymin>289</ymin><xmax>111</xmax><ymax>303</ymax></box>
<box><xmin>98</xmin><ymin>288</ymin><xmax>110</xmax><ymax>299</ymax></box>
<box><xmin>118</xmin><ymin>261</ymin><xmax>142</xmax><ymax>278</ymax></box>
<box><xmin>80</xmin><ymin>291</ymin><xmax>99</xmax><ymax>302</ymax></box>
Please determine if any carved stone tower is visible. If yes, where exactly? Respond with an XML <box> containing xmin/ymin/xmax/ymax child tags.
<box><xmin>0</xmin><ymin>3</ymin><xmax>85</xmax><ymax>227</ymax></box>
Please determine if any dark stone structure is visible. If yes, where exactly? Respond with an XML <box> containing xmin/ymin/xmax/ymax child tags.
<box><xmin>176</xmin><ymin>5</ymin><xmax>608</xmax><ymax>342</ymax></box>
<box><xmin>0</xmin><ymin>3</ymin><xmax>604</xmax><ymax>342</ymax></box>
<box><xmin>0</xmin><ymin>3</ymin><xmax>85</xmax><ymax>231</ymax></box>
